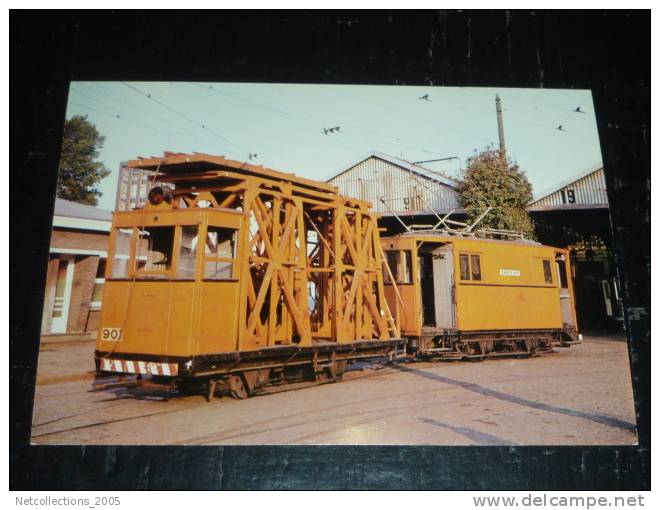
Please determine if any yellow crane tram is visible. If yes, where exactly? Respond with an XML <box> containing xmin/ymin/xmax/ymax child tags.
<box><xmin>95</xmin><ymin>152</ymin><xmax>400</xmax><ymax>399</ymax></box>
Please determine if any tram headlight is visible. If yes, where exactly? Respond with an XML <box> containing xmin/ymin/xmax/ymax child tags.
<box><xmin>148</xmin><ymin>186</ymin><xmax>173</xmax><ymax>205</ymax></box>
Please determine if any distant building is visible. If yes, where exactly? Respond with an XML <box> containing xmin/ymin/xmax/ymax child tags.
<box><xmin>328</xmin><ymin>151</ymin><xmax>459</xmax><ymax>217</ymax></box>
<box><xmin>528</xmin><ymin>164</ymin><xmax>609</xmax><ymax>211</ymax></box>
<box><xmin>529</xmin><ymin>165</ymin><xmax>623</xmax><ymax>331</ymax></box>
<box><xmin>41</xmin><ymin>198</ymin><xmax>112</xmax><ymax>335</ymax></box>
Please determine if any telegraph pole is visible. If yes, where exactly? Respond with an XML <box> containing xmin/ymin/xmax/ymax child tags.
<box><xmin>495</xmin><ymin>94</ymin><xmax>507</xmax><ymax>161</ymax></box>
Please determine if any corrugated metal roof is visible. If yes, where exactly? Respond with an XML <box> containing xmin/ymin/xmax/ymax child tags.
<box><xmin>528</xmin><ymin>164</ymin><xmax>608</xmax><ymax>210</ymax></box>
<box><xmin>328</xmin><ymin>152</ymin><xmax>460</xmax><ymax>214</ymax></box>
<box><xmin>54</xmin><ymin>198</ymin><xmax>113</xmax><ymax>222</ymax></box>
<box><xmin>328</xmin><ymin>151</ymin><xmax>459</xmax><ymax>188</ymax></box>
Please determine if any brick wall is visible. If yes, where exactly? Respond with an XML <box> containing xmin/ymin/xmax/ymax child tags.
<box><xmin>87</xmin><ymin>310</ymin><xmax>101</xmax><ymax>332</ymax></box>
<box><xmin>68</xmin><ymin>255</ymin><xmax>100</xmax><ymax>333</ymax></box>
<box><xmin>50</xmin><ymin>228</ymin><xmax>110</xmax><ymax>252</ymax></box>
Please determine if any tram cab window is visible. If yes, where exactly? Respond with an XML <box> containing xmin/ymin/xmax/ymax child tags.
<box><xmin>204</xmin><ymin>227</ymin><xmax>236</xmax><ymax>280</ymax></box>
<box><xmin>459</xmin><ymin>253</ymin><xmax>482</xmax><ymax>281</ymax></box>
<box><xmin>542</xmin><ymin>260</ymin><xmax>553</xmax><ymax>284</ymax></box>
<box><xmin>111</xmin><ymin>228</ymin><xmax>133</xmax><ymax>278</ymax></box>
<box><xmin>384</xmin><ymin>251</ymin><xmax>398</xmax><ymax>283</ymax></box>
<box><xmin>470</xmin><ymin>255</ymin><xmax>482</xmax><ymax>280</ymax></box>
<box><xmin>176</xmin><ymin>226</ymin><xmax>199</xmax><ymax>279</ymax></box>
<box><xmin>383</xmin><ymin>250</ymin><xmax>413</xmax><ymax>284</ymax></box>
<box><xmin>137</xmin><ymin>226</ymin><xmax>175</xmax><ymax>279</ymax></box>
<box><xmin>401</xmin><ymin>251</ymin><xmax>413</xmax><ymax>283</ymax></box>
<box><xmin>459</xmin><ymin>254</ymin><xmax>470</xmax><ymax>280</ymax></box>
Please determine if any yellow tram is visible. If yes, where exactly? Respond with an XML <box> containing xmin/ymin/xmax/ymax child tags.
<box><xmin>381</xmin><ymin>231</ymin><xmax>581</xmax><ymax>358</ymax></box>
<box><xmin>95</xmin><ymin>152</ymin><xmax>400</xmax><ymax>399</ymax></box>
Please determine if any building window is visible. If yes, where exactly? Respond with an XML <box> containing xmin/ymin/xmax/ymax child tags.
<box><xmin>203</xmin><ymin>227</ymin><xmax>237</xmax><ymax>280</ymax></box>
<box><xmin>543</xmin><ymin>259</ymin><xmax>553</xmax><ymax>284</ymax></box>
<box><xmin>460</xmin><ymin>253</ymin><xmax>482</xmax><ymax>281</ymax></box>
<box><xmin>89</xmin><ymin>258</ymin><xmax>106</xmax><ymax>310</ymax></box>
<box><xmin>52</xmin><ymin>259</ymin><xmax>69</xmax><ymax>318</ymax></box>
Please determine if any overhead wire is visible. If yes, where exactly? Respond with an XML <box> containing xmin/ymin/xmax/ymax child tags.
<box><xmin>81</xmin><ymin>82</ymin><xmax>220</xmax><ymax>146</ymax></box>
<box><xmin>189</xmin><ymin>82</ymin><xmax>379</xmax><ymax>158</ymax></box>
<box><xmin>120</xmin><ymin>82</ymin><xmax>251</xmax><ymax>157</ymax></box>
<box><xmin>188</xmin><ymin>82</ymin><xmax>446</xmax><ymax>159</ymax></box>
<box><xmin>67</xmin><ymin>100</ymin><xmax>208</xmax><ymax>148</ymax></box>
<box><xmin>73</xmin><ymin>83</ymin><xmax>219</xmax><ymax>148</ymax></box>
<box><xmin>68</xmin><ymin>99</ymin><xmax>194</xmax><ymax>149</ymax></box>
<box><xmin>73</xmin><ymin>82</ymin><xmax>589</xmax><ymax>183</ymax></box>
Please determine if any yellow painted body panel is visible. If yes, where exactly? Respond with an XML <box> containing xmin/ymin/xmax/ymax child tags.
<box><xmin>384</xmin><ymin>284</ymin><xmax>420</xmax><ymax>333</ymax></box>
<box><xmin>451</xmin><ymin>237</ymin><xmax>564</xmax><ymax>331</ymax></box>
<box><xmin>457</xmin><ymin>285</ymin><xmax>561</xmax><ymax>331</ymax></box>
<box><xmin>98</xmin><ymin>281</ymin><xmax>197</xmax><ymax>357</ymax></box>
<box><xmin>196</xmin><ymin>281</ymin><xmax>241</xmax><ymax>355</ymax></box>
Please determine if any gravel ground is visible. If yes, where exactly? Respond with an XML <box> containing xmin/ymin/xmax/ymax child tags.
<box><xmin>30</xmin><ymin>335</ymin><xmax>637</xmax><ymax>446</ymax></box>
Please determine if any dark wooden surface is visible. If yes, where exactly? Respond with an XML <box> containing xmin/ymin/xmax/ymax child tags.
<box><xmin>10</xmin><ymin>11</ymin><xmax>650</xmax><ymax>490</ymax></box>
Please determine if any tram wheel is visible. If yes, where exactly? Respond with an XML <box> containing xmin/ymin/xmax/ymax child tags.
<box><xmin>227</xmin><ymin>375</ymin><xmax>250</xmax><ymax>400</ymax></box>
<box><xmin>206</xmin><ymin>379</ymin><xmax>221</xmax><ymax>402</ymax></box>
<box><xmin>335</xmin><ymin>360</ymin><xmax>347</xmax><ymax>378</ymax></box>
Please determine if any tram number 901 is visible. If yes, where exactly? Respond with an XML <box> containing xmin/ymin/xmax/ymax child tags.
<box><xmin>101</xmin><ymin>327</ymin><xmax>123</xmax><ymax>341</ymax></box>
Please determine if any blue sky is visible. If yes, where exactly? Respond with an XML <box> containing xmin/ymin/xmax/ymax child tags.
<box><xmin>65</xmin><ymin>82</ymin><xmax>603</xmax><ymax>211</ymax></box>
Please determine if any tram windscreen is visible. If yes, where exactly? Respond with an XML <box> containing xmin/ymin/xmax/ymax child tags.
<box><xmin>137</xmin><ymin>226</ymin><xmax>175</xmax><ymax>278</ymax></box>
<box><xmin>111</xmin><ymin>228</ymin><xmax>132</xmax><ymax>278</ymax></box>
<box><xmin>177</xmin><ymin>226</ymin><xmax>199</xmax><ymax>279</ymax></box>
<box><xmin>383</xmin><ymin>250</ymin><xmax>412</xmax><ymax>284</ymax></box>
<box><xmin>203</xmin><ymin>227</ymin><xmax>236</xmax><ymax>280</ymax></box>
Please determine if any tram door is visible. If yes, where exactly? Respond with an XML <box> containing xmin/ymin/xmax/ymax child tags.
<box><xmin>431</xmin><ymin>246</ymin><xmax>455</xmax><ymax>329</ymax></box>
<box><xmin>556</xmin><ymin>253</ymin><xmax>576</xmax><ymax>328</ymax></box>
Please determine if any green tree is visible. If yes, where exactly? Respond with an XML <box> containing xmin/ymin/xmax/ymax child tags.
<box><xmin>57</xmin><ymin>115</ymin><xmax>110</xmax><ymax>206</ymax></box>
<box><xmin>457</xmin><ymin>148</ymin><xmax>535</xmax><ymax>238</ymax></box>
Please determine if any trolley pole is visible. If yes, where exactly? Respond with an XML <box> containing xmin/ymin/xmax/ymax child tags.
<box><xmin>495</xmin><ymin>94</ymin><xmax>507</xmax><ymax>162</ymax></box>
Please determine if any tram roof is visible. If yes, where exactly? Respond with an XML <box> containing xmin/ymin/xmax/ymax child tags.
<box><xmin>127</xmin><ymin>152</ymin><xmax>338</xmax><ymax>194</ymax></box>
<box><xmin>392</xmin><ymin>230</ymin><xmax>544</xmax><ymax>247</ymax></box>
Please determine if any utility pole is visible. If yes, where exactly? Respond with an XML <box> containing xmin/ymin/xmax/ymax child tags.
<box><xmin>495</xmin><ymin>94</ymin><xmax>507</xmax><ymax>161</ymax></box>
